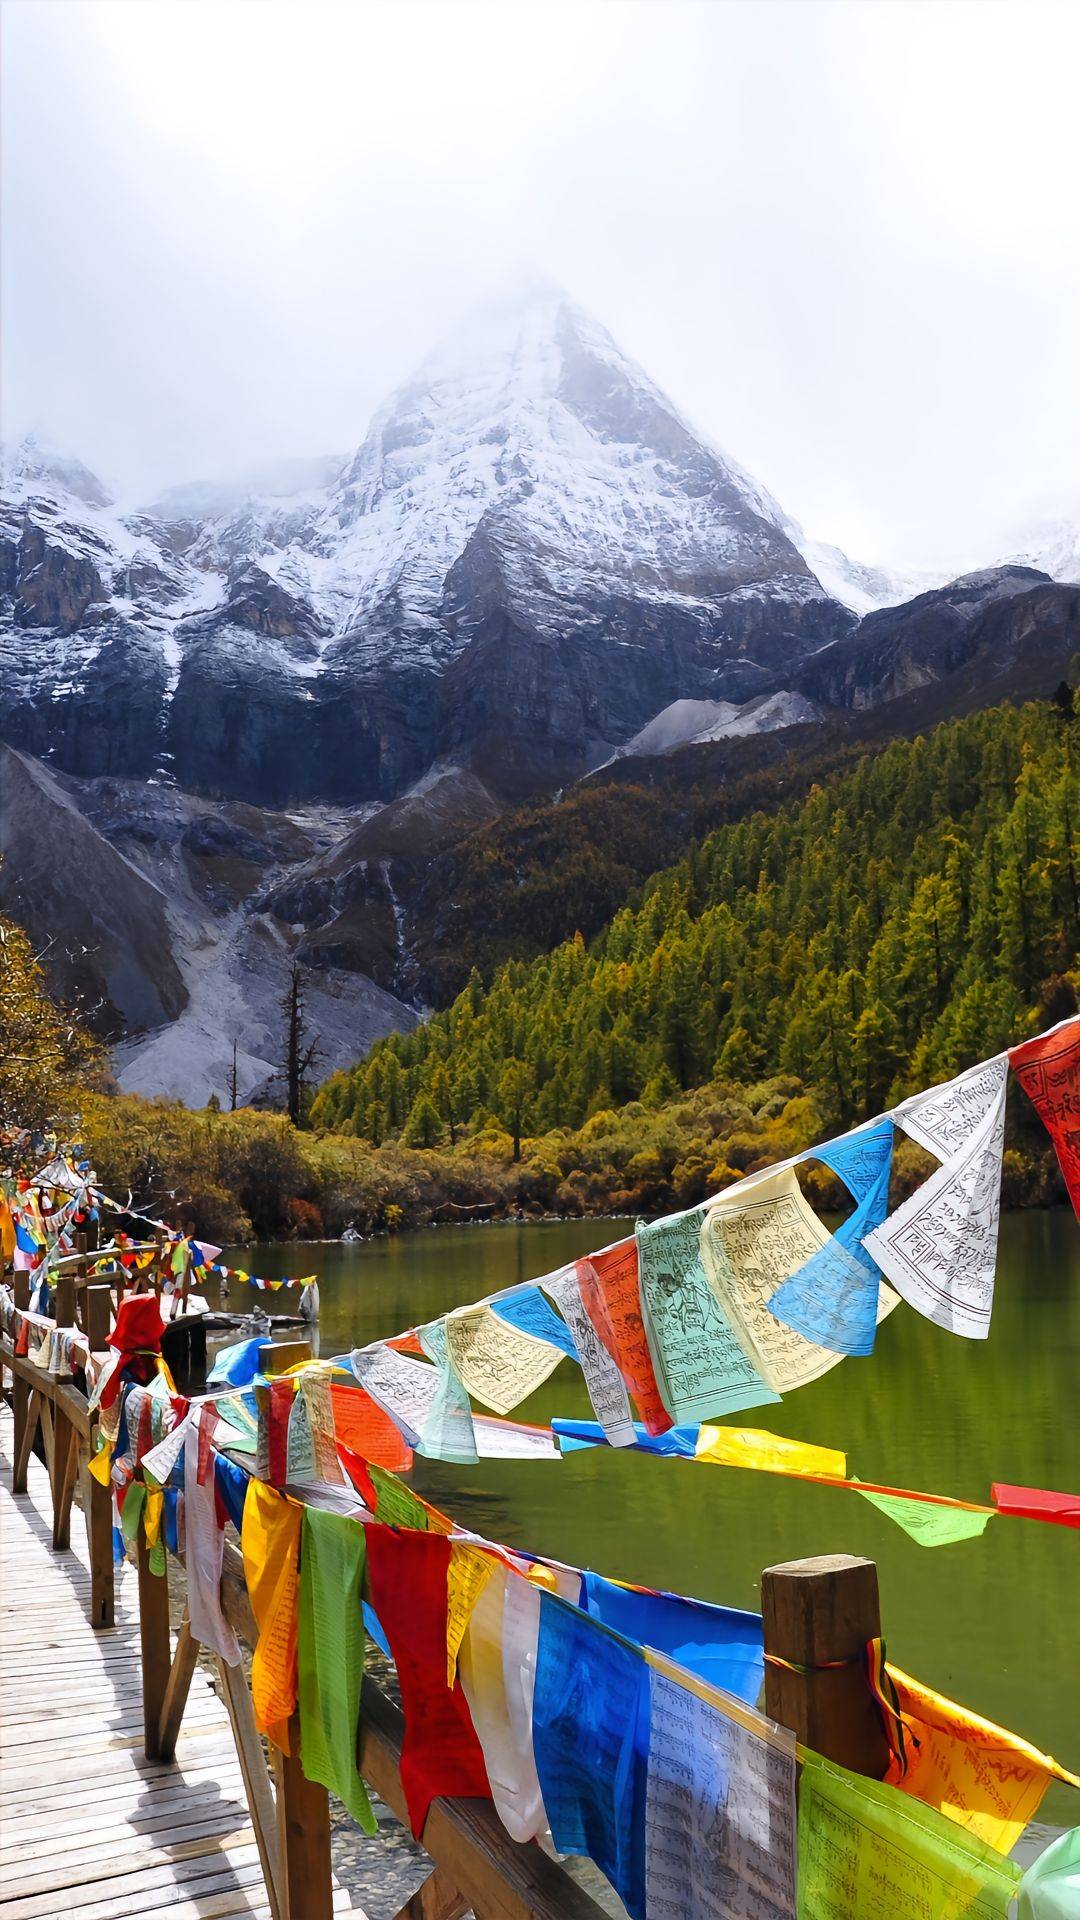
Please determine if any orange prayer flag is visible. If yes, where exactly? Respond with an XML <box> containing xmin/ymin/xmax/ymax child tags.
<box><xmin>242</xmin><ymin>1479</ymin><xmax>302</xmax><ymax>1753</ymax></box>
<box><xmin>329</xmin><ymin>1381</ymin><xmax>413</xmax><ymax>1472</ymax></box>
<box><xmin>1010</xmin><ymin>1018</ymin><xmax>1080</xmax><ymax>1219</ymax></box>
<box><xmin>881</xmin><ymin>1659</ymin><xmax>1080</xmax><ymax>1852</ymax></box>
<box><xmin>388</xmin><ymin>1330</ymin><xmax>425</xmax><ymax>1356</ymax></box>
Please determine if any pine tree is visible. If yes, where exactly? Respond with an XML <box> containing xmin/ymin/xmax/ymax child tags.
<box><xmin>401</xmin><ymin>1092</ymin><xmax>444</xmax><ymax>1149</ymax></box>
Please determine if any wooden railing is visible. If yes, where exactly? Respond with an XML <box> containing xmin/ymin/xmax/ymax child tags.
<box><xmin>0</xmin><ymin>1289</ymin><xmax>891</xmax><ymax>1920</ymax></box>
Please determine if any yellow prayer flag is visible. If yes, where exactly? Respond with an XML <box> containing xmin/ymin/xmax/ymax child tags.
<box><xmin>242</xmin><ymin>1478</ymin><xmax>302</xmax><ymax>1753</ymax></box>
<box><xmin>144</xmin><ymin>1487</ymin><xmax>164</xmax><ymax>1551</ymax></box>
<box><xmin>695</xmin><ymin>1424</ymin><xmax>847</xmax><ymax>1479</ymax></box>
<box><xmin>446</xmin><ymin>1543</ymin><xmax>498</xmax><ymax>1687</ymax></box>
<box><xmin>883</xmin><ymin>1660</ymin><xmax>1080</xmax><ymax>1853</ymax></box>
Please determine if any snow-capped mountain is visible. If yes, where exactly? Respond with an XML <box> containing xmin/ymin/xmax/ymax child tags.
<box><xmin>1001</xmin><ymin>515</ymin><xmax>1080</xmax><ymax>585</ymax></box>
<box><xmin>796</xmin><ymin>537</ymin><xmax>948</xmax><ymax>616</ymax></box>
<box><xmin>0</xmin><ymin>287</ymin><xmax>852</xmax><ymax>805</ymax></box>
<box><xmin>5</xmin><ymin>299</ymin><xmax>1080</xmax><ymax>1105</ymax></box>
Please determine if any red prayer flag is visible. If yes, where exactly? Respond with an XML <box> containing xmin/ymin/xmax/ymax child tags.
<box><xmin>363</xmin><ymin>1526</ymin><xmax>490</xmax><ymax>1836</ymax></box>
<box><xmin>338</xmin><ymin>1443</ymin><xmax>378</xmax><ymax>1510</ymax></box>
<box><xmin>1010</xmin><ymin>1018</ymin><xmax>1080</xmax><ymax>1219</ymax></box>
<box><xmin>267</xmin><ymin>1379</ymin><xmax>292</xmax><ymax>1489</ymax></box>
<box><xmin>992</xmin><ymin>1482</ymin><xmax>1080</xmax><ymax>1528</ymax></box>
<box><xmin>577</xmin><ymin>1242</ymin><xmax>673</xmax><ymax>1436</ymax></box>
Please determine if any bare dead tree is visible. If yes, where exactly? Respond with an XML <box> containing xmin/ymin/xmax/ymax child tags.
<box><xmin>280</xmin><ymin>966</ymin><xmax>319</xmax><ymax>1126</ymax></box>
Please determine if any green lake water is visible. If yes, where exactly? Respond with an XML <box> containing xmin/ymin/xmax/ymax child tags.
<box><xmin>226</xmin><ymin>1210</ymin><xmax>1080</xmax><ymax>1828</ymax></box>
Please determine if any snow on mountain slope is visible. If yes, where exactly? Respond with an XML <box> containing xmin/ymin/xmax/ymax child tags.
<box><xmin>1000</xmin><ymin>516</ymin><xmax>1080</xmax><ymax>584</ymax></box>
<box><xmin>1</xmin><ymin>286</ymin><xmax>853</xmax><ymax>806</ymax></box>
<box><xmin>606</xmin><ymin>688</ymin><xmax>822</xmax><ymax>763</ymax></box>
<box><xmin>792</xmin><ymin>530</ymin><xmax>946</xmax><ymax>615</ymax></box>
<box><xmin>0</xmin><ymin>437</ymin><xmax>225</xmax><ymax>766</ymax></box>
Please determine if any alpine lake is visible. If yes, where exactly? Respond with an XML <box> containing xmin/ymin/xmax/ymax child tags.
<box><xmin>224</xmin><ymin>1208</ymin><xmax>1080</xmax><ymax>1833</ymax></box>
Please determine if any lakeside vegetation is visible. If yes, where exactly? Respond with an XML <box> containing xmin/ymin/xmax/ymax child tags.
<box><xmin>4</xmin><ymin>696</ymin><xmax>1076</xmax><ymax>1242</ymax></box>
<box><xmin>73</xmin><ymin>1065</ymin><xmax>1070</xmax><ymax>1245</ymax></box>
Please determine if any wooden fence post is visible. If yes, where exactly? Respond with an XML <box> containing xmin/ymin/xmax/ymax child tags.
<box><xmin>137</xmin><ymin>1511</ymin><xmax>173</xmax><ymax>1760</ymax></box>
<box><xmin>761</xmin><ymin>1553</ymin><xmax>891</xmax><ymax>1778</ymax></box>
<box><xmin>275</xmin><ymin>1718</ymin><xmax>334</xmax><ymax>1920</ymax></box>
<box><xmin>11</xmin><ymin>1272</ymin><xmax>31</xmax><ymax>1492</ymax></box>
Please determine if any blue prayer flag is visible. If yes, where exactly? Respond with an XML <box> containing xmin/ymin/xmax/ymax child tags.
<box><xmin>207</xmin><ymin>1337</ymin><xmax>268</xmax><ymax>1389</ymax></box>
<box><xmin>553</xmin><ymin>1418</ymin><xmax>699</xmax><ymax>1458</ymax></box>
<box><xmin>768</xmin><ymin>1119</ymin><xmax>895</xmax><ymax>1356</ymax></box>
<box><xmin>533</xmin><ymin>1594</ymin><xmax>649</xmax><ymax>1919</ymax></box>
<box><xmin>362</xmin><ymin>1600</ymin><xmax>393</xmax><ymax>1660</ymax></box>
<box><xmin>490</xmin><ymin>1287</ymin><xmax>579</xmax><ymax>1358</ymax></box>
<box><xmin>579</xmin><ymin>1570</ymin><xmax>764</xmax><ymax>1707</ymax></box>
<box><xmin>214</xmin><ymin>1454</ymin><xmax>248</xmax><ymax>1533</ymax></box>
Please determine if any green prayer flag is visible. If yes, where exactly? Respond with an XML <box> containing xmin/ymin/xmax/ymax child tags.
<box><xmin>797</xmin><ymin>1750</ymin><xmax>1021</xmax><ymax>1919</ymax></box>
<box><xmin>369</xmin><ymin>1463</ymin><xmax>429</xmax><ymax>1531</ymax></box>
<box><xmin>119</xmin><ymin>1481</ymin><xmax>146</xmax><ymax>1549</ymax></box>
<box><xmin>856</xmin><ymin>1487</ymin><xmax>994</xmax><ymax>1547</ymax></box>
<box><xmin>297</xmin><ymin>1507</ymin><xmax>376</xmax><ymax>1832</ymax></box>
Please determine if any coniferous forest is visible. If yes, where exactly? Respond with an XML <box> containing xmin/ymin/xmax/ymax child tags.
<box><xmin>313</xmin><ymin>698</ymin><xmax>1079</xmax><ymax>1152</ymax></box>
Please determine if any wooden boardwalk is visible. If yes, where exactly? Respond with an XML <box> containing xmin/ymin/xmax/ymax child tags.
<box><xmin>0</xmin><ymin>1410</ymin><xmax>359</xmax><ymax>1919</ymax></box>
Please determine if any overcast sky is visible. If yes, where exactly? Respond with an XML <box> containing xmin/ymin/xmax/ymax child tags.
<box><xmin>3</xmin><ymin>0</ymin><xmax>1077</xmax><ymax>566</ymax></box>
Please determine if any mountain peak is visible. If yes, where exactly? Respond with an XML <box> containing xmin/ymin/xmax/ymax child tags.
<box><xmin>1</xmin><ymin>434</ymin><xmax>114</xmax><ymax>511</ymax></box>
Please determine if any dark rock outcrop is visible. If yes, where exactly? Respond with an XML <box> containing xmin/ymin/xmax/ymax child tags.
<box><xmin>795</xmin><ymin>568</ymin><xmax>1068</xmax><ymax>711</ymax></box>
<box><xmin>0</xmin><ymin>743</ymin><xmax>189</xmax><ymax>1035</ymax></box>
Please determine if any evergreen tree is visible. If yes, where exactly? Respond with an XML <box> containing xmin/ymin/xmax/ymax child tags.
<box><xmin>401</xmin><ymin>1092</ymin><xmax>444</xmax><ymax>1149</ymax></box>
<box><xmin>309</xmin><ymin>700</ymin><xmax>1079</xmax><ymax>1142</ymax></box>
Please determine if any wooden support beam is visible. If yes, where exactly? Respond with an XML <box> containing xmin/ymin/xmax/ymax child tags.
<box><xmin>38</xmin><ymin>1392</ymin><xmax>55</xmax><ymax>1477</ymax></box>
<box><xmin>275</xmin><ymin>1718</ymin><xmax>334</xmax><ymax>1920</ymax></box>
<box><xmin>157</xmin><ymin>1612</ymin><xmax>199</xmax><ymax>1761</ymax></box>
<box><xmin>395</xmin><ymin>1866</ymin><xmax>471</xmax><ymax>1920</ymax></box>
<box><xmin>50</xmin><ymin>1406</ymin><xmax>79</xmax><ymax>1550</ymax></box>
<box><xmin>761</xmin><ymin>1553</ymin><xmax>890</xmax><ymax>1778</ymax></box>
<box><xmin>216</xmin><ymin>1653</ymin><xmax>284</xmax><ymax>1920</ymax></box>
<box><xmin>12</xmin><ymin>1384</ymin><xmax>41</xmax><ymax>1494</ymax></box>
<box><xmin>137</xmin><ymin>1513</ymin><xmax>174</xmax><ymax>1762</ymax></box>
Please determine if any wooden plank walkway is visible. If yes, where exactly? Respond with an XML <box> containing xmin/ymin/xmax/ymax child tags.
<box><xmin>0</xmin><ymin>1409</ymin><xmax>360</xmax><ymax>1919</ymax></box>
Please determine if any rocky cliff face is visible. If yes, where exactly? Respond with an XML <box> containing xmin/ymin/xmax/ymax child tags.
<box><xmin>795</xmin><ymin>567</ymin><xmax>1080</xmax><ymax>712</ymax></box>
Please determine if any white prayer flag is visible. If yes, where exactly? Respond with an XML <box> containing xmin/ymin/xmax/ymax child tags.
<box><xmin>865</xmin><ymin>1055</ymin><xmax>1008</xmax><ymax>1338</ymax></box>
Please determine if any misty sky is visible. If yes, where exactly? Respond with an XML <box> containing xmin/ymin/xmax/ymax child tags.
<box><xmin>3</xmin><ymin>0</ymin><xmax>1077</xmax><ymax>567</ymax></box>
